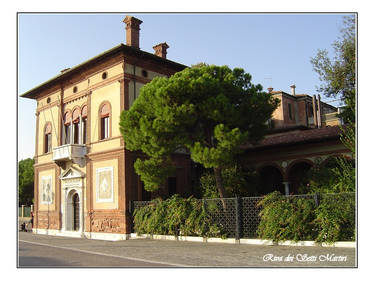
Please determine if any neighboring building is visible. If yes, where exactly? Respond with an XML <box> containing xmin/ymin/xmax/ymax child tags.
<box><xmin>242</xmin><ymin>86</ymin><xmax>350</xmax><ymax>196</ymax></box>
<box><xmin>21</xmin><ymin>16</ymin><xmax>192</xmax><ymax>240</ymax></box>
<box><xmin>267</xmin><ymin>85</ymin><xmax>342</xmax><ymax>129</ymax></box>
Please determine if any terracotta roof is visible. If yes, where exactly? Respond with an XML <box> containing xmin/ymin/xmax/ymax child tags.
<box><xmin>244</xmin><ymin>125</ymin><xmax>343</xmax><ymax>150</ymax></box>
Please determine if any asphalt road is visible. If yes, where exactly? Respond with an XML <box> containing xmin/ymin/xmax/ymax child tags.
<box><xmin>19</xmin><ymin>240</ymin><xmax>172</xmax><ymax>267</ymax></box>
<box><xmin>18</xmin><ymin>232</ymin><xmax>356</xmax><ymax>267</ymax></box>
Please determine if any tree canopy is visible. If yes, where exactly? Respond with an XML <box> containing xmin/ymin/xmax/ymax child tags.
<box><xmin>120</xmin><ymin>65</ymin><xmax>279</xmax><ymax>198</ymax></box>
<box><xmin>310</xmin><ymin>15</ymin><xmax>356</xmax><ymax>123</ymax></box>
<box><xmin>18</xmin><ymin>158</ymin><xmax>34</xmax><ymax>206</ymax></box>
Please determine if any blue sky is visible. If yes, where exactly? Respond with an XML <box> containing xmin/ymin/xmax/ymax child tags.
<box><xmin>18</xmin><ymin>13</ymin><xmax>353</xmax><ymax>160</ymax></box>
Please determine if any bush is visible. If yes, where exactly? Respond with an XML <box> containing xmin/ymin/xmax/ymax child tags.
<box><xmin>299</xmin><ymin>157</ymin><xmax>355</xmax><ymax>194</ymax></box>
<box><xmin>133</xmin><ymin>195</ymin><xmax>226</xmax><ymax>237</ymax></box>
<box><xmin>314</xmin><ymin>193</ymin><xmax>355</xmax><ymax>243</ymax></box>
<box><xmin>257</xmin><ymin>192</ymin><xmax>317</xmax><ymax>242</ymax></box>
<box><xmin>257</xmin><ymin>191</ymin><xmax>355</xmax><ymax>243</ymax></box>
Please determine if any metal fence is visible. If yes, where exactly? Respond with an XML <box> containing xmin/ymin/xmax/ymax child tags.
<box><xmin>131</xmin><ymin>192</ymin><xmax>355</xmax><ymax>239</ymax></box>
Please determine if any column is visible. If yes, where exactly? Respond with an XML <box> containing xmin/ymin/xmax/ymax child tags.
<box><xmin>283</xmin><ymin>182</ymin><xmax>290</xmax><ymax>196</ymax></box>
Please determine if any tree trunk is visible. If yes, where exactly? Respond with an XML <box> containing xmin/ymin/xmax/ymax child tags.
<box><xmin>214</xmin><ymin>167</ymin><xmax>227</xmax><ymax>209</ymax></box>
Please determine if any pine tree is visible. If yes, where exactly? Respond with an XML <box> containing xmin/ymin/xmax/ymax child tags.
<box><xmin>120</xmin><ymin>65</ymin><xmax>279</xmax><ymax>198</ymax></box>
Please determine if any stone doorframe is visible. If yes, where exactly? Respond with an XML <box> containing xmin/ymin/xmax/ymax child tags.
<box><xmin>60</xmin><ymin>167</ymin><xmax>85</xmax><ymax>235</ymax></box>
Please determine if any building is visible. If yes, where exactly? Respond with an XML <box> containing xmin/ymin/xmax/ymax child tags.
<box><xmin>267</xmin><ymin>85</ymin><xmax>342</xmax><ymax>129</ymax></box>
<box><xmin>242</xmin><ymin>86</ymin><xmax>351</xmax><ymax>195</ymax></box>
<box><xmin>21</xmin><ymin>16</ymin><xmax>193</xmax><ymax>240</ymax></box>
<box><xmin>21</xmin><ymin>15</ymin><xmax>352</xmax><ymax>240</ymax></box>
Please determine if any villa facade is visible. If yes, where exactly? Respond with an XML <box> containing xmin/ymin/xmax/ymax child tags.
<box><xmin>21</xmin><ymin>15</ymin><xmax>352</xmax><ymax>240</ymax></box>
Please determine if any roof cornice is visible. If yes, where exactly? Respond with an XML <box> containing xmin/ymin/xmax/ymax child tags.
<box><xmin>21</xmin><ymin>44</ymin><xmax>187</xmax><ymax>99</ymax></box>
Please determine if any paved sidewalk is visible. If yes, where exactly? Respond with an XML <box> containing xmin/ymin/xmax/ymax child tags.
<box><xmin>18</xmin><ymin>232</ymin><xmax>356</xmax><ymax>267</ymax></box>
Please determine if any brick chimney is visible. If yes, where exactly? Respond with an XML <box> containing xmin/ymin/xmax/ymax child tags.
<box><xmin>123</xmin><ymin>16</ymin><xmax>143</xmax><ymax>49</ymax></box>
<box><xmin>267</xmin><ymin>87</ymin><xmax>274</xmax><ymax>93</ymax></box>
<box><xmin>153</xmin><ymin>42</ymin><xmax>169</xmax><ymax>59</ymax></box>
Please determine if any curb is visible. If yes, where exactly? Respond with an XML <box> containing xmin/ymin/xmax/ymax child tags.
<box><xmin>129</xmin><ymin>233</ymin><xmax>356</xmax><ymax>248</ymax></box>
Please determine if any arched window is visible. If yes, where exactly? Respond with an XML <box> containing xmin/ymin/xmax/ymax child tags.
<box><xmin>99</xmin><ymin>102</ymin><xmax>110</xmax><ymax>140</ymax></box>
<box><xmin>64</xmin><ymin>111</ymin><xmax>72</xmax><ymax>144</ymax></box>
<box><xmin>72</xmin><ymin>108</ymin><xmax>80</xmax><ymax>144</ymax></box>
<box><xmin>44</xmin><ymin>122</ymin><xmax>52</xmax><ymax>153</ymax></box>
<box><xmin>81</xmin><ymin>105</ymin><xmax>87</xmax><ymax>144</ymax></box>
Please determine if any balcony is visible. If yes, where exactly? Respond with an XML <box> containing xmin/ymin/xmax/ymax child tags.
<box><xmin>53</xmin><ymin>144</ymin><xmax>87</xmax><ymax>167</ymax></box>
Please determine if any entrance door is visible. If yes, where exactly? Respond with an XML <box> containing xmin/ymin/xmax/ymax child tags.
<box><xmin>72</xmin><ymin>193</ymin><xmax>80</xmax><ymax>231</ymax></box>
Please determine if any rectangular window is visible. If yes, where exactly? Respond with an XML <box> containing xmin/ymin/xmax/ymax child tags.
<box><xmin>288</xmin><ymin>103</ymin><xmax>293</xmax><ymax>120</ymax></box>
<box><xmin>100</xmin><ymin>116</ymin><xmax>109</xmax><ymax>140</ymax></box>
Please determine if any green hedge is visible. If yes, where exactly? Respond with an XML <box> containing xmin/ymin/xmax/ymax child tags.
<box><xmin>257</xmin><ymin>191</ymin><xmax>355</xmax><ymax>243</ymax></box>
<box><xmin>257</xmin><ymin>192</ymin><xmax>317</xmax><ymax>242</ymax></box>
<box><xmin>314</xmin><ymin>193</ymin><xmax>355</xmax><ymax>242</ymax></box>
<box><xmin>133</xmin><ymin>195</ymin><xmax>225</xmax><ymax>237</ymax></box>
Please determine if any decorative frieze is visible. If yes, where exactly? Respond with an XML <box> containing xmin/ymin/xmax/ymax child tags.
<box><xmin>90</xmin><ymin>215</ymin><xmax>125</xmax><ymax>233</ymax></box>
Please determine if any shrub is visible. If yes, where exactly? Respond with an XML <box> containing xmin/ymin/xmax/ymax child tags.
<box><xmin>257</xmin><ymin>191</ymin><xmax>355</xmax><ymax>243</ymax></box>
<box><xmin>257</xmin><ymin>192</ymin><xmax>317</xmax><ymax>242</ymax></box>
<box><xmin>314</xmin><ymin>193</ymin><xmax>355</xmax><ymax>243</ymax></box>
<box><xmin>133</xmin><ymin>195</ymin><xmax>226</xmax><ymax>237</ymax></box>
<box><xmin>299</xmin><ymin>157</ymin><xmax>355</xmax><ymax>194</ymax></box>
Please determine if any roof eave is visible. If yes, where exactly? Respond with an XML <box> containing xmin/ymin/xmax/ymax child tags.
<box><xmin>20</xmin><ymin>44</ymin><xmax>187</xmax><ymax>99</ymax></box>
<box><xmin>20</xmin><ymin>44</ymin><xmax>125</xmax><ymax>99</ymax></box>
